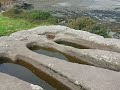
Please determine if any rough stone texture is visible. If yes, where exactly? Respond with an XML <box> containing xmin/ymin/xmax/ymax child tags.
<box><xmin>0</xmin><ymin>72</ymin><xmax>44</xmax><ymax>90</ymax></box>
<box><xmin>0</xmin><ymin>25</ymin><xmax>120</xmax><ymax>90</ymax></box>
<box><xmin>0</xmin><ymin>0</ymin><xmax>25</xmax><ymax>11</ymax></box>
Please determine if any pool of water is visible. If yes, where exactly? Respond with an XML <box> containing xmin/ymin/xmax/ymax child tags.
<box><xmin>25</xmin><ymin>0</ymin><xmax>120</xmax><ymax>11</ymax></box>
<box><xmin>0</xmin><ymin>63</ymin><xmax>56</xmax><ymax>90</ymax></box>
<box><xmin>25</xmin><ymin>0</ymin><xmax>120</xmax><ymax>23</ymax></box>
<box><xmin>33</xmin><ymin>49</ymin><xmax>68</xmax><ymax>61</ymax></box>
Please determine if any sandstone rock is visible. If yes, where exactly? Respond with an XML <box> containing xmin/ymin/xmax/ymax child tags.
<box><xmin>9</xmin><ymin>25</ymin><xmax>120</xmax><ymax>71</ymax></box>
<box><xmin>0</xmin><ymin>25</ymin><xmax>120</xmax><ymax>90</ymax></box>
<box><xmin>0</xmin><ymin>72</ymin><xmax>44</xmax><ymax>90</ymax></box>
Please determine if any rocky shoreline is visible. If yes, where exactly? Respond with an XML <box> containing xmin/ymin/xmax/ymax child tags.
<box><xmin>0</xmin><ymin>0</ymin><xmax>32</xmax><ymax>12</ymax></box>
<box><xmin>0</xmin><ymin>0</ymin><xmax>120</xmax><ymax>39</ymax></box>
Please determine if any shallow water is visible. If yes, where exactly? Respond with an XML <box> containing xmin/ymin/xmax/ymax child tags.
<box><xmin>0</xmin><ymin>63</ymin><xmax>56</xmax><ymax>90</ymax></box>
<box><xmin>25</xmin><ymin>0</ymin><xmax>120</xmax><ymax>11</ymax></box>
<box><xmin>0</xmin><ymin>49</ymin><xmax>68</xmax><ymax>90</ymax></box>
<box><xmin>25</xmin><ymin>0</ymin><xmax>120</xmax><ymax>23</ymax></box>
<box><xmin>33</xmin><ymin>49</ymin><xmax>68</xmax><ymax>60</ymax></box>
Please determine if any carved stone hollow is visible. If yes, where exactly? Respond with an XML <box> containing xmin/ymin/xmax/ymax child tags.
<box><xmin>0</xmin><ymin>25</ymin><xmax>120</xmax><ymax>90</ymax></box>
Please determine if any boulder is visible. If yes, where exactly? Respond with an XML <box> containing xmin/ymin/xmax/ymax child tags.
<box><xmin>0</xmin><ymin>25</ymin><xmax>120</xmax><ymax>90</ymax></box>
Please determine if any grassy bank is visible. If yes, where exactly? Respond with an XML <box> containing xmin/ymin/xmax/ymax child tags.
<box><xmin>0</xmin><ymin>8</ymin><xmax>58</xmax><ymax>36</ymax></box>
<box><xmin>67</xmin><ymin>17</ymin><xmax>110</xmax><ymax>38</ymax></box>
<box><xmin>0</xmin><ymin>15</ymin><xmax>38</xmax><ymax>36</ymax></box>
<box><xmin>0</xmin><ymin>7</ymin><xmax>110</xmax><ymax>38</ymax></box>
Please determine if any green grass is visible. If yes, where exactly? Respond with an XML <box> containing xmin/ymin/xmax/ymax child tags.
<box><xmin>0</xmin><ymin>15</ymin><xmax>55</xmax><ymax>36</ymax></box>
<box><xmin>67</xmin><ymin>16</ymin><xmax>110</xmax><ymax>38</ymax></box>
<box><xmin>2</xmin><ymin>9</ymin><xmax>58</xmax><ymax>24</ymax></box>
<box><xmin>0</xmin><ymin>8</ymin><xmax>58</xmax><ymax>36</ymax></box>
<box><xmin>0</xmin><ymin>15</ymin><xmax>38</xmax><ymax>36</ymax></box>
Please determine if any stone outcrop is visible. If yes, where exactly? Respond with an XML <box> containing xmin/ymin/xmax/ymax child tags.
<box><xmin>0</xmin><ymin>72</ymin><xmax>44</xmax><ymax>90</ymax></box>
<box><xmin>0</xmin><ymin>0</ymin><xmax>26</xmax><ymax>11</ymax></box>
<box><xmin>0</xmin><ymin>25</ymin><xmax>120</xmax><ymax>90</ymax></box>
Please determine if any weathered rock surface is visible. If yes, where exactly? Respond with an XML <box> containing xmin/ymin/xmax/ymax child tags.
<box><xmin>0</xmin><ymin>72</ymin><xmax>44</xmax><ymax>90</ymax></box>
<box><xmin>0</xmin><ymin>25</ymin><xmax>120</xmax><ymax>90</ymax></box>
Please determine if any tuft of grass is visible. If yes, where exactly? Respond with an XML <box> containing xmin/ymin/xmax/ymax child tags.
<box><xmin>67</xmin><ymin>16</ymin><xmax>110</xmax><ymax>38</ymax></box>
<box><xmin>84</xmin><ymin>24</ymin><xmax>110</xmax><ymax>38</ymax></box>
<box><xmin>27</xmin><ymin>10</ymin><xmax>51</xmax><ymax>20</ymax></box>
<box><xmin>0</xmin><ymin>15</ymin><xmax>38</xmax><ymax>36</ymax></box>
<box><xmin>67</xmin><ymin>16</ymin><xmax>96</xmax><ymax>30</ymax></box>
